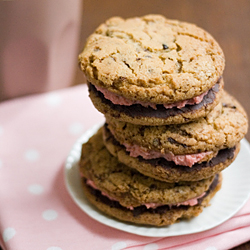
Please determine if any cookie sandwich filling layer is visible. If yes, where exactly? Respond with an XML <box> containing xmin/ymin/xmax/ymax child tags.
<box><xmin>105</xmin><ymin>125</ymin><xmax>214</xmax><ymax>167</ymax></box>
<box><xmin>88</xmin><ymin>78</ymin><xmax>221</xmax><ymax>119</ymax></box>
<box><xmin>104</xmin><ymin>125</ymin><xmax>238</xmax><ymax>170</ymax></box>
<box><xmin>84</xmin><ymin>174</ymin><xmax>220</xmax><ymax>217</ymax></box>
<box><xmin>95</xmin><ymin>85</ymin><xmax>208</xmax><ymax>110</ymax></box>
<box><xmin>123</xmin><ymin>142</ymin><xmax>213</xmax><ymax>167</ymax></box>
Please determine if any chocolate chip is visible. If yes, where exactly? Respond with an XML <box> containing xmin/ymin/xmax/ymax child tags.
<box><xmin>168</xmin><ymin>137</ymin><xmax>187</xmax><ymax>148</ymax></box>
<box><xmin>163</xmin><ymin>44</ymin><xmax>169</xmax><ymax>50</ymax></box>
<box><xmin>122</xmin><ymin>123</ymin><xmax>127</xmax><ymax>130</ymax></box>
<box><xmin>168</xmin><ymin>137</ymin><xmax>176</xmax><ymax>144</ymax></box>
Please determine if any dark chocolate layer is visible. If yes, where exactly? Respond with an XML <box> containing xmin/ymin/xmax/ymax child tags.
<box><xmin>88</xmin><ymin>79</ymin><xmax>220</xmax><ymax>119</ymax></box>
<box><xmin>85</xmin><ymin>174</ymin><xmax>219</xmax><ymax>217</ymax></box>
<box><xmin>140</xmin><ymin>147</ymin><xmax>235</xmax><ymax>173</ymax></box>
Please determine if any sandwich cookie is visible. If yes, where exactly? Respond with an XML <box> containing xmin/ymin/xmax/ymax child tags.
<box><xmin>79</xmin><ymin>14</ymin><xmax>225</xmax><ymax>125</ymax></box>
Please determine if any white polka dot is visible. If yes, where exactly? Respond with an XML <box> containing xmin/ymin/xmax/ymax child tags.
<box><xmin>205</xmin><ymin>247</ymin><xmax>218</xmax><ymax>250</ymax></box>
<box><xmin>45</xmin><ymin>93</ymin><xmax>62</xmax><ymax>107</ymax></box>
<box><xmin>42</xmin><ymin>209</ymin><xmax>58</xmax><ymax>221</ymax></box>
<box><xmin>28</xmin><ymin>184</ymin><xmax>44</xmax><ymax>195</ymax></box>
<box><xmin>143</xmin><ymin>243</ymin><xmax>159</xmax><ymax>250</ymax></box>
<box><xmin>0</xmin><ymin>159</ymin><xmax>2</xmax><ymax>168</ymax></box>
<box><xmin>3</xmin><ymin>227</ymin><xmax>16</xmax><ymax>242</ymax></box>
<box><xmin>24</xmin><ymin>149</ymin><xmax>39</xmax><ymax>162</ymax></box>
<box><xmin>69</xmin><ymin>122</ymin><xmax>84</xmax><ymax>135</ymax></box>
<box><xmin>0</xmin><ymin>126</ymin><xmax>3</xmax><ymax>136</ymax></box>
<box><xmin>47</xmin><ymin>247</ymin><xmax>62</xmax><ymax>250</ymax></box>
<box><xmin>111</xmin><ymin>241</ymin><xmax>127</xmax><ymax>250</ymax></box>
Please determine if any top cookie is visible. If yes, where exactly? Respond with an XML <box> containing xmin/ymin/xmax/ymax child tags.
<box><xmin>79</xmin><ymin>14</ymin><xmax>225</xmax><ymax>104</ymax></box>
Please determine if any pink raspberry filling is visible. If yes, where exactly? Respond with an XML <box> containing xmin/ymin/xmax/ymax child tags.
<box><xmin>144</xmin><ymin>192</ymin><xmax>206</xmax><ymax>209</ymax></box>
<box><xmin>86</xmin><ymin>179</ymin><xmax>205</xmax><ymax>210</ymax></box>
<box><xmin>95</xmin><ymin>85</ymin><xmax>208</xmax><ymax>110</ymax></box>
<box><xmin>123</xmin><ymin>143</ymin><xmax>212</xmax><ymax>167</ymax></box>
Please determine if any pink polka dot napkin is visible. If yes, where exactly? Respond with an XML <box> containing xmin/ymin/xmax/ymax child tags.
<box><xmin>0</xmin><ymin>84</ymin><xmax>250</xmax><ymax>250</ymax></box>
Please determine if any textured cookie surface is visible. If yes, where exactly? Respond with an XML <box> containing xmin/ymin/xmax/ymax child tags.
<box><xmin>79</xmin><ymin>14</ymin><xmax>225</xmax><ymax>104</ymax></box>
<box><xmin>88</xmin><ymin>78</ymin><xmax>223</xmax><ymax>126</ymax></box>
<box><xmin>105</xmin><ymin>90</ymin><xmax>248</xmax><ymax>155</ymax></box>
<box><xmin>79</xmin><ymin>128</ymin><xmax>215</xmax><ymax>207</ymax></box>
<box><xmin>81</xmin><ymin>174</ymin><xmax>222</xmax><ymax>227</ymax></box>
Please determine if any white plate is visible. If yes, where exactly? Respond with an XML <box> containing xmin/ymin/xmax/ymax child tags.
<box><xmin>64</xmin><ymin>124</ymin><xmax>250</xmax><ymax>237</ymax></box>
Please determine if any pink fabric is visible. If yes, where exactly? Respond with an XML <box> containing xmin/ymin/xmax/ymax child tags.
<box><xmin>0</xmin><ymin>84</ymin><xmax>250</xmax><ymax>250</ymax></box>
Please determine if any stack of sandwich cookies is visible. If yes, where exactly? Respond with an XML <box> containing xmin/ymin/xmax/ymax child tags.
<box><xmin>79</xmin><ymin>129</ymin><xmax>222</xmax><ymax>227</ymax></box>
<box><xmin>78</xmin><ymin>15</ymin><xmax>248</xmax><ymax>227</ymax></box>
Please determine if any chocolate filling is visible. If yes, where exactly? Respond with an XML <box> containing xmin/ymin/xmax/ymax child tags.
<box><xmin>85</xmin><ymin>174</ymin><xmax>219</xmax><ymax>217</ymax></box>
<box><xmin>104</xmin><ymin>124</ymin><xmax>236</xmax><ymax>173</ymax></box>
<box><xmin>88</xmin><ymin>80</ymin><xmax>220</xmax><ymax>119</ymax></box>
